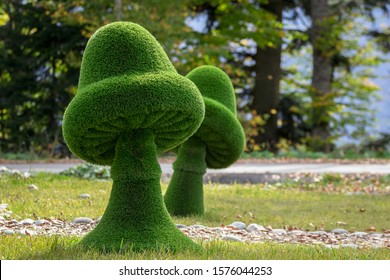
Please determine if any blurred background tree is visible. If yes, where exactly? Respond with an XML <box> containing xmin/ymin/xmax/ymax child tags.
<box><xmin>0</xmin><ymin>0</ymin><xmax>90</xmax><ymax>155</ymax></box>
<box><xmin>0</xmin><ymin>0</ymin><xmax>389</xmax><ymax>157</ymax></box>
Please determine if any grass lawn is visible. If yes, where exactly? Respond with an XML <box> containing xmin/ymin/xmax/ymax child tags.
<box><xmin>0</xmin><ymin>173</ymin><xmax>389</xmax><ymax>259</ymax></box>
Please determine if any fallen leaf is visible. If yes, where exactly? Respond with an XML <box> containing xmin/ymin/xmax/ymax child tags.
<box><xmin>235</xmin><ymin>214</ymin><xmax>243</xmax><ymax>219</ymax></box>
<box><xmin>337</xmin><ymin>221</ymin><xmax>347</xmax><ymax>226</ymax></box>
<box><xmin>359</xmin><ymin>208</ymin><xmax>366</xmax><ymax>213</ymax></box>
<box><xmin>226</xmin><ymin>225</ymin><xmax>238</xmax><ymax>230</ymax></box>
<box><xmin>382</xmin><ymin>229</ymin><xmax>390</xmax><ymax>234</ymax></box>
<box><xmin>366</xmin><ymin>226</ymin><xmax>376</xmax><ymax>232</ymax></box>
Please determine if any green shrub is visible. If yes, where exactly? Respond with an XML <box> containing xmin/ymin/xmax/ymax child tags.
<box><xmin>60</xmin><ymin>163</ymin><xmax>111</xmax><ymax>180</ymax></box>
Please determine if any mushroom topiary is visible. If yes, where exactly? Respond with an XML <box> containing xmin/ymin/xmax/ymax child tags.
<box><xmin>164</xmin><ymin>65</ymin><xmax>245</xmax><ymax>216</ymax></box>
<box><xmin>62</xmin><ymin>22</ymin><xmax>205</xmax><ymax>251</ymax></box>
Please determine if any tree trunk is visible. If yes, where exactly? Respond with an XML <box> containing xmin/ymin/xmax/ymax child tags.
<box><xmin>310</xmin><ymin>0</ymin><xmax>333</xmax><ymax>152</ymax></box>
<box><xmin>251</xmin><ymin>0</ymin><xmax>283</xmax><ymax>152</ymax></box>
<box><xmin>0</xmin><ymin>104</ymin><xmax>4</xmax><ymax>152</ymax></box>
<box><xmin>114</xmin><ymin>0</ymin><xmax>123</xmax><ymax>20</ymax></box>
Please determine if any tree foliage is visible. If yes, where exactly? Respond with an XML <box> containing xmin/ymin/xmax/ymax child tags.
<box><xmin>0</xmin><ymin>0</ymin><xmax>90</xmax><ymax>154</ymax></box>
<box><xmin>0</xmin><ymin>0</ymin><xmax>388</xmax><ymax>155</ymax></box>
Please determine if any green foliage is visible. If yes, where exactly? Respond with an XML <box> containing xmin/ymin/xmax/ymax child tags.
<box><xmin>182</xmin><ymin>1</ymin><xmax>387</xmax><ymax>151</ymax></box>
<box><xmin>242</xmin><ymin>142</ymin><xmax>390</xmax><ymax>160</ymax></box>
<box><xmin>62</xmin><ymin>22</ymin><xmax>205</xmax><ymax>251</ymax></box>
<box><xmin>60</xmin><ymin>163</ymin><xmax>111</xmax><ymax>180</ymax></box>
<box><xmin>0</xmin><ymin>0</ymin><xmax>90</xmax><ymax>154</ymax></box>
<box><xmin>280</xmin><ymin>12</ymin><xmax>383</xmax><ymax>150</ymax></box>
<box><xmin>0</xmin><ymin>0</ymin><xmax>388</xmax><ymax>156</ymax></box>
<box><xmin>0</xmin><ymin>152</ymin><xmax>45</xmax><ymax>161</ymax></box>
<box><xmin>277</xmin><ymin>96</ymin><xmax>311</xmax><ymax>147</ymax></box>
<box><xmin>237</xmin><ymin>110</ymin><xmax>266</xmax><ymax>152</ymax></box>
<box><xmin>164</xmin><ymin>66</ymin><xmax>245</xmax><ymax>216</ymax></box>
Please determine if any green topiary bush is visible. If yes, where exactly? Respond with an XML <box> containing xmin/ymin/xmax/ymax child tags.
<box><xmin>62</xmin><ymin>22</ymin><xmax>205</xmax><ymax>251</ymax></box>
<box><xmin>164</xmin><ymin>65</ymin><xmax>245</xmax><ymax>216</ymax></box>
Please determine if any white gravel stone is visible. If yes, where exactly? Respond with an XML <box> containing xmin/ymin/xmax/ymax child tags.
<box><xmin>229</xmin><ymin>221</ymin><xmax>246</xmax><ymax>230</ymax></box>
<box><xmin>325</xmin><ymin>245</ymin><xmax>340</xmax><ymax>249</ymax></box>
<box><xmin>73</xmin><ymin>217</ymin><xmax>93</xmax><ymax>224</ymax></box>
<box><xmin>191</xmin><ymin>224</ymin><xmax>206</xmax><ymax>229</ymax></box>
<box><xmin>80</xmin><ymin>194</ymin><xmax>91</xmax><ymax>199</ymax></box>
<box><xmin>331</xmin><ymin>228</ymin><xmax>348</xmax><ymax>234</ymax></box>
<box><xmin>351</xmin><ymin>232</ymin><xmax>368</xmax><ymax>237</ymax></box>
<box><xmin>20</xmin><ymin>218</ymin><xmax>35</xmax><ymax>225</ymax></box>
<box><xmin>290</xmin><ymin>230</ymin><xmax>307</xmax><ymax>235</ymax></box>
<box><xmin>308</xmin><ymin>231</ymin><xmax>328</xmax><ymax>235</ymax></box>
<box><xmin>34</xmin><ymin>219</ymin><xmax>50</xmax><ymax>226</ymax></box>
<box><xmin>246</xmin><ymin>223</ymin><xmax>266</xmax><ymax>232</ymax></box>
<box><xmin>11</xmin><ymin>170</ymin><xmax>22</xmax><ymax>176</ymax></box>
<box><xmin>221</xmin><ymin>235</ymin><xmax>243</xmax><ymax>242</ymax></box>
<box><xmin>18</xmin><ymin>229</ymin><xmax>36</xmax><ymax>236</ymax></box>
<box><xmin>0</xmin><ymin>204</ymin><xmax>8</xmax><ymax>210</ymax></box>
<box><xmin>176</xmin><ymin>224</ymin><xmax>187</xmax><ymax>229</ymax></box>
<box><xmin>28</xmin><ymin>184</ymin><xmax>39</xmax><ymax>190</ymax></box>
<box><xmin>3</xmin><ymin>229</ymin><xmax>15</xmax><ymax>235</ymax></box>
<box><xmin>370</xmin><ymin>233</ymin><xmax>383</xmax><ymax>238</ymax></box>
<box><xmin>0</xmin><ymin>166</ymin><xmax>9</xmax><ymax>172</ymax></box>
<box><xmin>272</xmin><ymin>229</ymin><xmax>288</xmax><ymax>235</ymax></box>
<box><xmin>341</xmin><ymin>244</ymin><xmax>359</xmax><ymax>249</ymax></box>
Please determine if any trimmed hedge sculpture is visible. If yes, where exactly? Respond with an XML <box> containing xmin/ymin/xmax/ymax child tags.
<box><xmin>62</xmin><ymin>22</ymin><xmax>205</xmax><ymax>251</ymax></box>
<box><xmin>164</xmin><ymin>65</ymin><xmax>245</xmax><ymax>216</ymax></box>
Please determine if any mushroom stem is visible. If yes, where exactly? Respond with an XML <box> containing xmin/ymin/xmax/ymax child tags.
<box><xmin>164</xmin><ymin>137</ymin><xmax>207</xmax><ymax>216</ymax></box>
<box><xmin>80</xmin><ymin>130</ymin><xmax>197</xmax><ymax>251</ymax></box>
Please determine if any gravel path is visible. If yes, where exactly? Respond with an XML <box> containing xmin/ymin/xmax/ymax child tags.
<box><xmin>1</xmin><ymin>217</ymin><xmax>389</xmax><ymax>250</ymax></box>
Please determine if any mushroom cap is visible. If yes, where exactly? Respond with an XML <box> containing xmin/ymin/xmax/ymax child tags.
<box><xmin>186</xmin><ymin>65</ymin><xmax>237</xmax><ymax>114</ymax></box>
<box><xmin>186</xmin><ymin>66</ymin><xmax>245</xmax><ymax>169</ymax></box>
<box><xmin>62</xmin><ymin>22</ymin><xmax>205</xmax><ymax>166</ymax></box>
